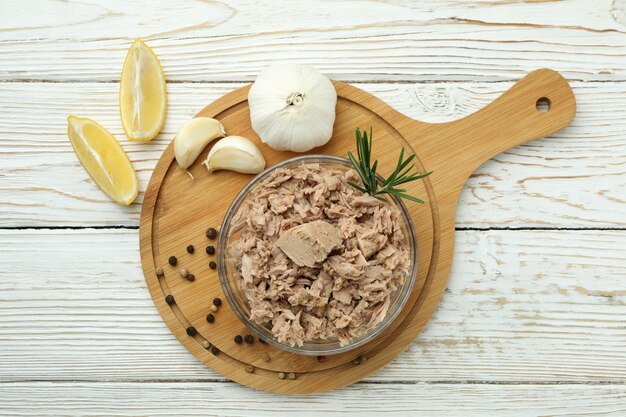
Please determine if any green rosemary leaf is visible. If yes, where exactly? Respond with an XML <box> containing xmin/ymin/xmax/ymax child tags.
<box><xmin>393</xmin><ymin>171</ymin><xmax>433</xmax><ymax>185</ymax></box>
<box><xmin>386</xmin><ymin>191</ymin><xmax>425</xmax><ymax>204</ymax></box>
<box><xmin>396</xmin><ymin>152</ymin><xmax>415</xmax><ymax>173</ymax></box>
<box><xmin>386</xmin><ymin>187</ymin><xmax>407</xmax><ymax>193</ymax></box>
<box><xmin>355</xmin><ymin>129</ymin><xmax>365</xmax><ymax>168</ymax></box>
<box><xmin>347</xmin><ymin>181</ymin><xmax>368</xmax><ymax>194</ymax></box>
<box><xmin>347</xmin><ymin>151</ymin><xmax>366</xmax><ymax>178</ymax></box>
<box><xmin>396</xmin><ymin>162</ymin><xmax>416</xmax><ymax>181</ymax></box>
<box><xmin>347</xmin><ymin>127</ymin><xmax>431</xmax><ymax>204</ymax></box>
<box><xmin>383</xmin><ymin>148</ymin><xmax>405</xmax><ymax>187</ymax></box>
<box><xmin>367</xmin><ymin>127</ymin><xmax>373</xmax><ymax>168</ymax></box>
<box><xmin>370</xmin><ymin>160</ymin><xmax>378</xmax><ymax>189</ymax></box>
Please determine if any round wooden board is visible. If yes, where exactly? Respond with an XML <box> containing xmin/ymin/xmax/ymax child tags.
<box><xmin>140</xmin><ymin>70</ymin><xmax>576</xmax><ymax>393</ymax></box>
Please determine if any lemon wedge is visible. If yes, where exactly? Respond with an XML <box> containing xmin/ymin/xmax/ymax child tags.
<box><xmin>120</xmin><ymin>39</ymin><xmax>167</xmax><ymax>142</ymax></box>
<box><xmin>67</xmin><ymin>116</ymin><xmax>139</xmax><ymax>206</ymax></box>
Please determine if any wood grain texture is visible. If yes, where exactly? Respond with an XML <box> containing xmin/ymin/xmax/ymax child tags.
<box><xmin>1</xmin><ymin>80</ymin><xmax>623</xmax><ymax>228</ymax></box>
<box><xmin>138</xmin><ymin>71</ymin><xmax>575</xmax><ymax>392</ymax></box>
<box><xmin>6</xmin><ymin>224</ymin><xmax>624</xmax><ymax>383</ymax></box>
<box><xmin>139</xmin><ymin>82</ymin><xmax>436</xmax><ymax>393</ymax></box>
<box><xmin>4</xmin><ymin>0</ymin><xmax>625</xmax><ymax>40</ymax></box>
<box><xmin>1</xmin><ymin>0</ymin><xmax>624</xmax><ymax>410</ymax></box>
<box><xmin>0</xmin><ymin>381</ymin><xmax>625</xmax><ymax>416</ymax></box>
<box><xmin>0</xmin><ymin>0</ymin><xmax>625</xmax><ymax>82</ymax></box>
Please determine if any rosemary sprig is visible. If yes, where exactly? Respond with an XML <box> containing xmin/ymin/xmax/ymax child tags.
<box><xmin>347</xmin><ymin>127</ymin><xmax>432</xmax><ymax>203</ymax></box>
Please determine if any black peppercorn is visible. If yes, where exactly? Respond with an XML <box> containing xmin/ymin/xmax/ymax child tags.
<box><xmin>186</xmin><ymin>326</ymin><xmax>197</xmax><ymax>336</ymax></box>
<box><xmin>209</xmin><ymin>261</ymin><xmax>217</xmax><ymax>270</ymax></box>
<box><xmin>234</xmin><ymin>335</ymin><xmax>243</xmax><ymax>344</ymax></box>
<box><xmin>206</xmin><ymin>245</ymin><xmax>215</xmax><ymax>255</ymax></box>
<box><xmin>186</xmin><ymin>244</ymin><xmax>195</xmax><ymax>254</ymax></box>
<box><xmin>244</xmin><ymin>335</ymin><xmax>254</xmax><ymax>345</ymax></box>
<box><xmin>353</xmin><ymin>354</ymin><xmax>367</xmax><ymax>365</ymax></box>
<box><xmin>213</xmin><ymin>298</ymin><xmax>222</xmax><ymax>307</ymax></box>
<box><xmin>206</xmin><ymin>227</ymin><xmax>217</xmax><ymax>239</ymax></box>
<box><xmin>168</xmin><ymin>256</ymin><xmax>177</xmax><ymax>266</ymax></box>
<box><xmin>210</xmin><ymin>346</ymin><xmax>220</xmax><ymax>355</ymax></box>
<box><xmin>206</xmin><ymin>314</ymin><xmax>215</xmax><ymax>323</ymax></box>
<box><xmin>186</xmin><ymin>274</ymin><xmax>195</xmax><ymax>282</ymax></box>
<box><xmin>165</xmin><ymin>295</ymin><xmax>175</xmax><ymax>305</ymax></box>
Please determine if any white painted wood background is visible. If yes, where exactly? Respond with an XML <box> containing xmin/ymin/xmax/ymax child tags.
<box><xmin>1</xmin><ymin>0</ymin><xmax>625</xmax><ymax>415</ymax></box>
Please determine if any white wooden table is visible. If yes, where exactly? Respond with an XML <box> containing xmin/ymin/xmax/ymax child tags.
<box><xmin>1</xmin><ymin>1</ymin><xmax>625</xmax><ymax>415</ymax></box>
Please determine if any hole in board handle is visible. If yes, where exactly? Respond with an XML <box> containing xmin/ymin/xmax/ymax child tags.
<box><xmin>536</xmin><ymin>97</ymin><xmax>551</xmax><ymax>113</ymax></box>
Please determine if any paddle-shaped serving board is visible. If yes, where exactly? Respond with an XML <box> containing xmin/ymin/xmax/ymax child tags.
<box><xmin>140</xmin><ymin>69</ymin><xmax>576</xmax><ymax>393</ymax></box>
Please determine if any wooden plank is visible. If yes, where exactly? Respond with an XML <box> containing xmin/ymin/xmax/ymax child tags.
<box><xmin>5</xmin><ymin>0</ymin><xmax>625</xmax><ymax>40</ymax></box>
<box><xmin>0</xmin><ymin>0</ymin><xmax>625</xmax><ymax>82</ymax></box>
<box><xmin>0</xmin><ymin>81</ymin><xmax>623</xmax><ymax>227</ymax></box>
<box><xmin>0</xmin><ymin>381</ymin><xmax>625</xmax><ymax>416</ymax></box>
<box><xmin>1</xmin><ymin>229</ymin><xmax>624</xmax><ymax>382</ymax></box>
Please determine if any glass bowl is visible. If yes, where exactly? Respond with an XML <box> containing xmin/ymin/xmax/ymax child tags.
<box><xmin>218</xmin><ymin>155</ymin><xmax>418</xmax><ymax>356</ymax></box>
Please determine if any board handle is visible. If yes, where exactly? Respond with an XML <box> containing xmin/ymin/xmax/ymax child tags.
<box><xmin>417</xmin><ymin>68</ymin><xmax>576</xmax><ymax>189</ymax></box>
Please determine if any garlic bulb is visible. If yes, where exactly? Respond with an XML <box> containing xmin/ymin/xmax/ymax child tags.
<box><xmin>174</xmin><ymin>117</ymin><xmax>225</xmax><ymax>169</ymax></box>
<box><xmin>203</xmin><ymin>136</ymin><xmax>266</xmax><ymax>174</ymax></box>
<box><xmin>248</xmin><ymin>64</ymin><xmax>337</xmax><ymax>152</ymax></box>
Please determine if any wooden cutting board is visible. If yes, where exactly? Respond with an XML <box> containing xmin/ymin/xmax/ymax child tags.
<box><xmin>139</xmin><ymin>68</ymin><xmax>576</xmax><ymax>393</ymax></box>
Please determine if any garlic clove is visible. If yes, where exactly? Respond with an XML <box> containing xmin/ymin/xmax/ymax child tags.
<box><xmin>203</xmin><ymin>136</ymin><xmax>266</xmax><ymax>174</ymax></box>
<box><xmin>174</xmin><ymin>117</ymin><xmax>226</xmax><ymax>170</ymax></box>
